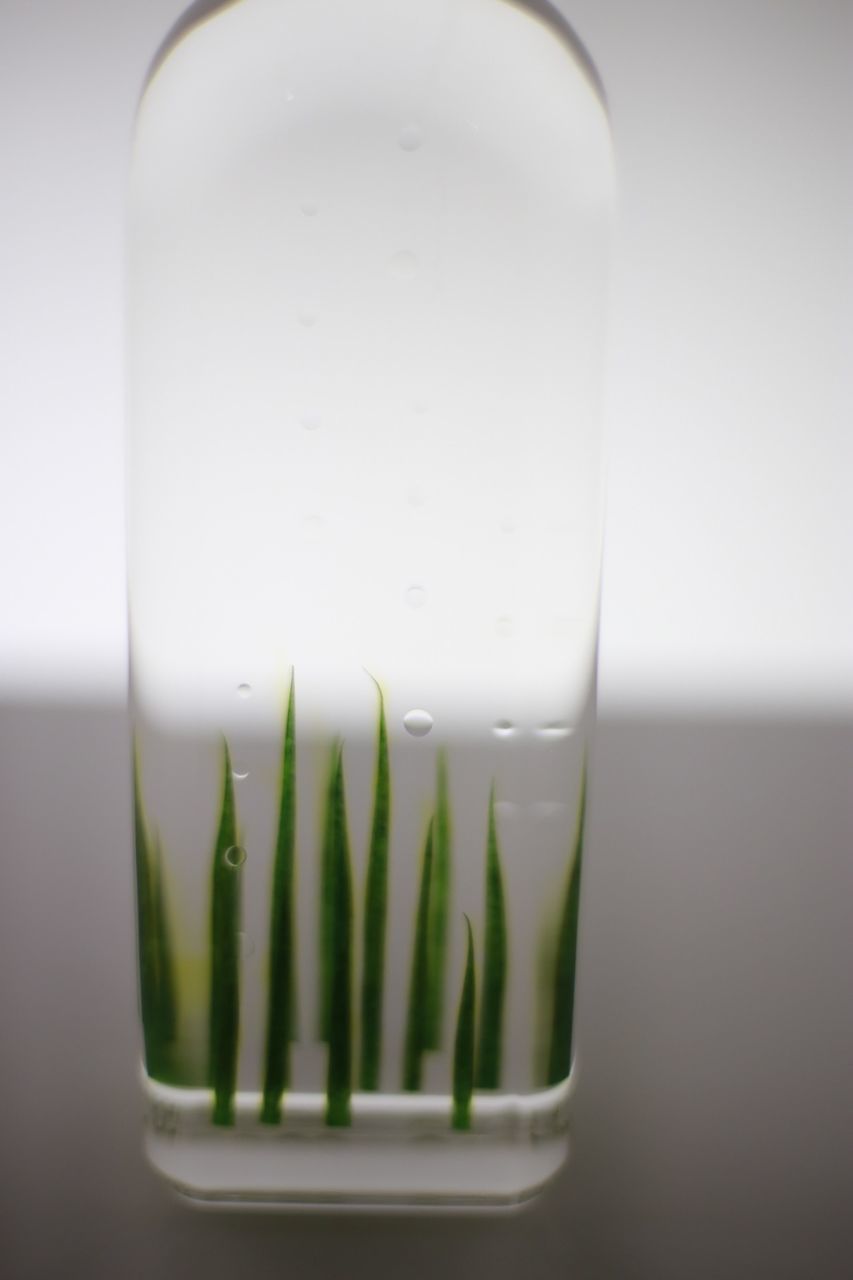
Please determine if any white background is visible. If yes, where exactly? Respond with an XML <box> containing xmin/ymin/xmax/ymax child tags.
<box><xmin>1</xmin><ymin>2</ymin><xmax>851</xmax><ymax>1276</ymax></box>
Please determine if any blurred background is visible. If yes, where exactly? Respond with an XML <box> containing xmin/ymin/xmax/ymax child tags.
<box><xmin>1</xmin><ymin>1</ymin><xmax>851</xmax><ymax>1276</ymax></box>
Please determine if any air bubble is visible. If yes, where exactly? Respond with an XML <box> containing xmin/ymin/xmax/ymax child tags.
<box><xmin>300</xmin><ymin>199</ymin><xmax>319</xmax><ymax>217</ymax></box>
<box><xmin>300</xmin><ymin>412</ymin><xmax>321</xmax><ymax>432</ymax></box>
<box><xmin>403</xmin><ymin>709</ymin><xmax>433</xmax><ymax>737</ymax></box>
<box><xmin>499</xmin><ymin>516</ymin><xmax>516</xmax><ymax>535</ymax></box>
<box><xmin>232</xmin><ymin>766</ymin><xmax>249</xmax><ymax>781</ymax></box>
<box><xmin>537</xmin><ymin>723</ymin><xmax>573</xmax><ymax>740</ymax></box>
<box><xmin>224</xmin><ymin>845</ymin><xmax>247</xmax><ymax>869</ymax></box>
<box><xmin>390</xmin><ymin>251</ymin><xmax>418</xmax><ymax>281</ymax></box>
<box><xmin>398</xmin><ymin>125</ymin><xmax>423</xmax><ymax>152</ymax></box>
<box><xmin>406</xmin><ymin>585</ymin><xmax>427</xmax><ymax>609</ymax></box>
<box><xmin>237</xmin><ymin>684</ymin><xmax>252</xmax><ymax>699</ymax></box>
<box><xmin>298</xmin><ymin>308</ymin><xmax>319</xmax><ymax>328</ymax></box>
<box><xmin>493</xmin><ymin>720</ymin><xmax>516</xmax><ymax>739</ymax></box>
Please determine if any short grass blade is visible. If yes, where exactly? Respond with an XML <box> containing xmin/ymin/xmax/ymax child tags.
<box><xmin>475</xmin><ymin>784</ymin><xmax>507</xmax><ymax>1089</ymax></box>
<box><xmin>425</xmin><ymin>751</ymin><xmax>451</xmax><ymax>1050</ymax></box>
<box><xmin>402</xmin><ymin>817</ymin><xmax>435</xmax><ymax>1091</ymax></box>
<box><xmin>452</xmin><ymin>916</ymin><xmax>476</xmax><ymax>1131</ymax></box>
<box><xmin>325</xmin><ymin>747</ymin><xmax>354</xmax><ymax>1126</ymax></box>
<box><xmin>208</xmin><ymin>739</ymin><xmax>242</xmax><ymax>1126</ymax></box>
<box><xmin>359</xmin><ymin>679</ymin><xmax>391</xmax><ymax>1091</ymax></box>
<box><xmin>261</xmin><ymin>670</ymin><xmax>298</xmax><ymax>1124</ymax></box>
<box><xmin>546</xmin><ymin>761</ymin><xmax>588</xmax><ymax>1086</ymax></box>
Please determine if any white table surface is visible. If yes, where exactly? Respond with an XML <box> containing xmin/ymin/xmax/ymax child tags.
<box><xmin>1</xmin><ymin>3</ymin><xmax>851</xmax><ymax>1276</ymax></box>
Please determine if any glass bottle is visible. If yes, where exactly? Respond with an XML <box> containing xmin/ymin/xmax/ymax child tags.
<box><xmin>127</xmin><ymin>0</ymin><xmax>614</xmax><ymax>1207</ymax></box>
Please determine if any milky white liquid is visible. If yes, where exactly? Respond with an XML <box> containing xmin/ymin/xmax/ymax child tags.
<box><xmin>128</xmin><ymin>0</ymin><xmax>613</xmax><ymax>1205</ymax></box>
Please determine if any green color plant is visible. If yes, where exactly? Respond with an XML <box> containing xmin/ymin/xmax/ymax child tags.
<box><xmin>359</xmin><ymin>679</ymin><xmax>391</xmax><ymax>1091</ymax></box>
<box><xmin>402</xmin><ymin>817</ymin><xmax>434</xmax><ymax>1091</ymax></box>
<box><xmin>260</xmin><ymin>671</ymin><xmax>298</xmax><ymax>1124</ymax></box>
<box><xmin>452</xmin><ymin>916</ymin><xmax>476</xmax><ymax>1131</ymax></box>
<box><xmin>325</xmin><ymin>747</ymin><xmax>354</xmax><ymax>1126</ymax></box>
<box><xmin>133</xmin><ymin>748</ymin><xmax>179</xmax><ymax>1083</ymax></box>
<box><xmin>318</xmin><ymin>743</ymin><xmax>340</xmax><ymax>1042</ymax></box>
<box><xmin>475</xmin><ymin>785</ymin><xmax>507</xmax><ymax>1089</ymax></box>
<box><xmin>546</xmin><ymin>762</ymin><xmax>587</xmax><ymax>1086</ymax></box>
<box><xmin>208</xmin><ymin>740</ymin><xmax>242</xmax><ymax>1126</ymax></box>
<box><xmin>425</xmin><ymin>751</ymin><xmax>451</xmax><ymax>1049</ymax></box>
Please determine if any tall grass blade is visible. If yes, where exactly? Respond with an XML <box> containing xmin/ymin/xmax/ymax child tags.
<box><xmin>425</xmin><ymin>751</ymin><xmax>451</xmax><ymax>1049</ymax></box>
<box><xmin>475</xmin><ymin>785</ymin><xmax>507</xmax><ymax>1089</ymax></box>
<box><xmin>208</xmin><ymin>739</ymin><xmax>241</xmax><ymax>1126</ymax></box>
<box><xmin>133</xmin><ymin>749</ymin><xmax>179</xmax><ymax>1082</ymax></box>
<box><xmin>133</xmin><ymin>747</ymin><xmax>159</xmax><ymax>1073</ymax></box>
<box><xmin>261</xmin><ymin>670</ymin><xmax>298</xmax><ymax>1124</ymax></box>
<box><xmin>402</xmin><ymin>817</ymin><xmax>434</xmax><ymax>1091</ymax></box>
<box><xmin>532</xmin><ymin>909</ymin><xmax>561</xmax><ymax>1087</ymax></box>
<box><xmin>452</xmin><ymin>916</ymin><xmax>476</xmax><ymax>1131</ymax></box>
<box><xmin>547</xmin><ymin>761</ymin><xmax>587</xmax><ymax>1086</ymax></box>
<box><xmin>325</xmin><ymin>748</ymin><xmax>354</xmax><ymax>1126</ymax></box>
<box><xmin>150</xmin><ymin>831</ymin><xmax>177</xmax><ymax>1049</ymax></box>
<box><xmin>318</xmin><ymin>742</ymin><xmax>340</xmax><ymax>1041</ymax></box>
<box><xmin>359</xmin><ymin>680</ymin><xmax>391</xmax><ymax>1091</ymax></box>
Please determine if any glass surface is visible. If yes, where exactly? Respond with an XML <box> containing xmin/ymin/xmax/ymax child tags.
<box><xmin>127</xmin><ymin>0</ymin><xmax>613</xmax><ymax>1207</ymax></box>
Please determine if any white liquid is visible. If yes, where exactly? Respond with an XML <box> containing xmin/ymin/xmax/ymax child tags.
<box><xmin>128</xmin><ymin>0</ymin><xmax>613</xmax><ymax>1206</ymax></box>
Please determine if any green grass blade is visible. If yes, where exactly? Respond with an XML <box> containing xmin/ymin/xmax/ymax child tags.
<box><xmin>425</xmin><ymin>750</ymin><xmax>451</xmax><ymax>1050</ymax></box>
<box><xmin>150</xmin><ymin>831</ymin><xmax>177</xmax><ymax>1048</ymax></box>
<box><xmin>208</xmin><ymin>739</ymin><xmax>241</xmax><ymax>1126</ymax></box>
<box><xmin>325</xmin><ymin>748</ymin><xmax>354</xmax><ymax>1126</ymax></box>
<box><xmin>402</xmin><ymin>817</ymin><xmax>434</xmax><ymax>1091</ymax></box>
<box><xmin>133</xmin><ymin>746</ymin><xmax>183</xmax><ymax>1084</ymax></box>
<box><xmin>261</xmin><ymin>670</ymin><xmax>298</xmax><ymax>1124</ymax></box>
<box><xmin>132</xmin><ymin>746</ymin><xmax>160</xmax><ymax>1075</ymax></box>
<box><xmin>547</xmin><ymin>761</ymin><xmax>588</xmax><ymax>1086</ymax></box>
<box><xmin>318</xmin><ymin>742</ymin><xmax>340</xmax><ymax>1041</ymax></box>
<box><xmin>359</xmin><ymin>680</ymin><xmax>391</xmax><ymax>1091</ymax></box>
<box><xmin>532</xmin><ymin>908</ymin><xmax>561</xmax><ymax>1087</ymax></box>
<box><xmin>452</xmin><ymin>916</ymin><xmax>476</xmax><ymax>1131</ymax></box>
<box><xmin>475</xmin><ymin>785</ymin><xmax>507</xmax><ymax>1089</ymax></box>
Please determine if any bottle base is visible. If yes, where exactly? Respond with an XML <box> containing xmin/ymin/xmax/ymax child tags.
<box><xmin>143</xmin><ymin>1071</ymin><xmax>573</xmax><ymax>1210</ymax></box>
